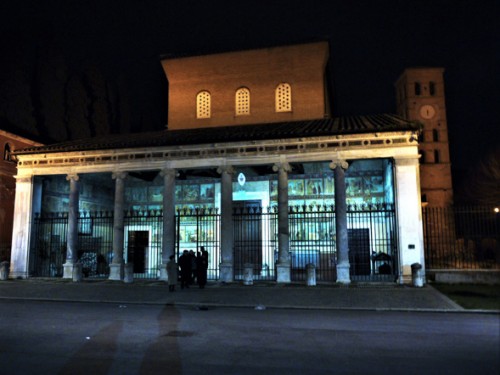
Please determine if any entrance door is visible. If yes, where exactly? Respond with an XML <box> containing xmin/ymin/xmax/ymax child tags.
<box><xmin>127</xmin><ymin>231</ymin><xmax>148</xmax><ymax>273</ymax></box>
<box><xmin>348</xmin><ymin>228</ymin><xmax>371</xmax><ymax>276</ymax></box>
<box><xmin>233</xmin><ymin>200</ymin><xmax>262</xmax><ymax>278</ymax></box>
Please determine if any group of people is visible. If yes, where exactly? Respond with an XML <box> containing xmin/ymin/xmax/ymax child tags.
<box><xmin>167</xmin><ymin>247</ymin><xmax>209</xmax><ymax>291</ymax></box>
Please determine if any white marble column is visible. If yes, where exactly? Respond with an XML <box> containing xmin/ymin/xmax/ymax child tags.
<box><xmin>159</xmin><ymin>168</ymin><xmax>177</xmax><ymax>281</ymax></box>
<box><xmin>109</xmin><ymin>172</ymin><xmax>127</xmax><ymax>281</ymax></box>
<box><xmin>63</xmin><ymin>174</ymin><xmax>80</xmax><ymax>279</ymax></box>
<box><xmin>330</xmin><ymin>160</ymin><xmax>351</xmax><ymax>284</ymax></box>
<box><xmin>394</xmin><ymin>156</ymin><xmax>425</xmax><ymax>284</ymax></box>
<box><xmin>217</xmin><ymin>165</ymin><xmax>234</xmax><ymax>282</ymax></box>
<box><xmin>273</xmin><ymin>162</ymin><xmax>292</xmax><ymax>283</ymax></box>
<box><xmin>9</xmin><ymin>176</ymin><xmax>34</xmax><ymax>279</ymax></box>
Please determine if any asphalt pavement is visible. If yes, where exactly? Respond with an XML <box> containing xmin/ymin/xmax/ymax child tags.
<box><xmin>0</xmin><ymin>277</ymin><xmax>477</xmax><ymax>312</ymax></box>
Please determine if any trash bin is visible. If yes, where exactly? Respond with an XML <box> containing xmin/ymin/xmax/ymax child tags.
<box><xmin>243</xmin><ymin>263</ymin><xmax>254</xmax><ymax>286</ymax></box>
<box><xmin>0</xmin><ymin>261</ymin><xmax>9</xmax><ymax>281</ymax></box>
<box><xmin>411</xmin><ymin>263</ymin><xmax>423</xmax><ymax>287</ymax></box>
<box><xmin>306</xmin><ymin>263</ymin><xmax>316</xmax><ymax>286</ymax></box>
<box><xmin>72</xmin><ymin>263</ymin><xmax>83</xmax><ymax>282</ymax></box>
<box><xmin>124</xmin><ymin>263</ymin><xmax>134</xmax><ymax>283</ymax></box>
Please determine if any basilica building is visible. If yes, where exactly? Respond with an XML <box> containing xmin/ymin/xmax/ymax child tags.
<box><xmin>9</xmin><ymin>41</ymin><xmax>437</xmax><ymax>285</ymax></box>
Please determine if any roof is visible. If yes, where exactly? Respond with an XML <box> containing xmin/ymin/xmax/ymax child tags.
<box><xmin>15</xmin><ymin>114</ymin><xmax>421</xmax><ymax>155</ymax></box>
<box><xmin>160</xmin><ymin>38</ymin><xmax>330</xmax><ymax>61</ymax></box>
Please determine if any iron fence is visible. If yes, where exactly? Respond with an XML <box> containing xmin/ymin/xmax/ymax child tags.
<box><xmin>423</xmin><ymin>206</ymin><xmax>500</xmax><ymax>269</ymax></box>
<box><xmin>233</xmin><ymin>206</ymin><xmax>277</xmax><ymax>281</ymax></box>
<box><xmin>30</xmin><ymin>203</ymin><xmax>398</xmax><ymax>281</ymax></box>
<box><xmin>175</xmin><ymin>207</ymin><xmax>220</xmax><ymax>280</ymax></box>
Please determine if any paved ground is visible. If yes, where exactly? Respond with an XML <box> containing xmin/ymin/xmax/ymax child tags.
<box><xmin>0</xmin><ymin>278</ymin><xmax>473</xmax><ymax>312</ymax></box>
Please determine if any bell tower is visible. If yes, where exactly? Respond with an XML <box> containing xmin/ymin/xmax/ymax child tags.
<box><xmin>395</xmin><ymin>68</ymin><xmax>453</xmax><ymax>207</ymax></box>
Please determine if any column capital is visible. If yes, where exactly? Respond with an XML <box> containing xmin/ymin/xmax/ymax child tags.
<box><xmin>14</xmin><ymin>176</ymin><xmax>33</xmax><ymax>184</ymax></box>
<box><xmin>66</xmin><ymin>173</ymin><xmax>79</xmax><ymax>182</ymax></box>
<box><xmin>394</xmin><ymin>155</ymin><xmax>419</xmax><ymax>166</ymax></box>
<box><xmin>112</xmin><ymin>171</ymin><xmax>128</xmax><ymax>180</ymax></box>
<box><xmin>272</xmin><ymin>162</ymin><xmax>292</xmax><ymax>173</ymax></box>
<box><xmin>329</xmin><ymin>160</ymin><xmax>349</xmax><ymax>170</ymax></box>
<box><xmin>160</xmin><ymin>168</ymin><xmax>178</xmax><ymax>178</ymax></box>
<box><xmin>217</xmin><ymin>165</ymin><xmax>235</xmax><ymax>175</ymax></box>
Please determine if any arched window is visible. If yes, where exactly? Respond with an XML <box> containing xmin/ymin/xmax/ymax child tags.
<box><xmin>429</xmin><ymin>81</ymin><xmax>436</xmax><ymax>96</ymax></box>
<box><xmin>414</xmin><ymin>82</ymin><xmax>421</xmax><ymax>96</ymax></box>
<box><xmin>432</xmin><ymin>129</ymin><xmax>439</xmax><ymax>142</ymax></box>
<box><xmin>235</xmin><ymin>87</ymin><xmax>250</xmax><ymax>115</ymax></box>
<box><xmin>3</xmin><ymin>143</ymin><xmax>13</xmax><ymax>162</ymax></box>
<box><xmin>196</xmin><ymin>91</ymin><xmax>211</xmax><ymax>119</ymax></box>
<box><xmin>275</xmin><ymin>83</ymin><xmax>292</xmax><ymax>112</ymax></box>
<box><xmin>434</xmin><ymin>150</ymin><xmax>440</xmax><ymax>163</ymax></box>
<box><xmin>419</xmin><ymin>151</ymin><xmax>426</xmax><ymax>164</ymax></box>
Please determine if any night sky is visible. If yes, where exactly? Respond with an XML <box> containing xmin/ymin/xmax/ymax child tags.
<box><xmin>1</xmin><ymin>0</ymin><xmax>498</xmax><ymax>174</ymax></box>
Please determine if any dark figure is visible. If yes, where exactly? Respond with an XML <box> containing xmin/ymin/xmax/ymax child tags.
<box><xmin>196</xmin><ymin>247</ymin><xmax>209</xmax><ymax>289</ymax></box>
<box><xmin>178</xmin><ymin>250</ymin><xmax>192</xmax><ymax>289</ymax></box>
<box><xmin>189</xmin><ymin>250</ymin><xmax>197</xmax><ymax>285</ymax></box>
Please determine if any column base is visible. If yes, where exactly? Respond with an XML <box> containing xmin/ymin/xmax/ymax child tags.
<box><xmin>398</xmin><ymin>265</ymin><xmax>412</xmax><ymax>285</ymax></box>
<box><xmin>336</xmin><ymin>262</ymin><xmax>351</xmax><ymax>284</ymax></box>
<box><xmin>7</xmin><ymin>271</ymin><xmax>27</xmax><ymax>279</ymax></box>
<box><xmin>158</xmin><ymin>263</ymin><xmax>168</xmax><ymax>281</ymax></box>
<box><xmin>63</xmin><ymin>262</ymin><xmax>76</xmax><ymax>279</ymax></box>
<box><xmin>108</xmin><ymin>263</ymin><xmax>124</xmax><ymax>281</ymax></box>
<box><xmin>276</xmin><ymin>263</ymin><xmax>291</xmax><ymax>283</ymax></box>
<box><xmin>219</xmin><ymin>262</ymin><xmax>234</xmax><ymax>283</ymax></box>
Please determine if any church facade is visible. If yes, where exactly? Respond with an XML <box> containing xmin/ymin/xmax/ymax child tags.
<box><xmin>9</xmin><ymin>41</ymin><xmax>427</xmax><ymax>284</ymax></box>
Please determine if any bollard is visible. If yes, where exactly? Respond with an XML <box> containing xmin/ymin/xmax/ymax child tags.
<box><xmin>124</xmin><ymin>263</ymin><xmax>134</xmax><ymax>283</ymax></box>
<box><xmin>411</xmin><ymin>263</ymin><xmax>423</xmax><ymax>287</ymax></box>
<box><xmin>72</xmin><ymin>263</ymin><xmax>83</xmax><ymax>282</ymax></box>
<box><xmin>0</xmin><ymin>261</ymin><xmax>9</xmax><ymax>281</ymax></box>
<box><xmin>243</xmin><ymin>263</ymin><xmax>254</xmax><ymax>285</ymax></box>
<box><xmin>306</xmin><ymin>263</ymin><xmax>316</xmax><ymax>286</ymax></box>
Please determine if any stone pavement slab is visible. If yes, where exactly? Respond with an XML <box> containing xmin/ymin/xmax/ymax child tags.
<box><xmin>0</xmin><ymin>278</ymin><xmax>465</xmax><ymax>312</ymax></box>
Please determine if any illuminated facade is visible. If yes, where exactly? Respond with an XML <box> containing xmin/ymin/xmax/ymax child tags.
<box><xmin>0</xmin><ymin>130</ymin><xmax>42</xmax><ymax>262</ymax></box>
<box><xmin>9</xmin><ymin>42</ymin><xmax>425</xmax><ymax>284</ymax></box>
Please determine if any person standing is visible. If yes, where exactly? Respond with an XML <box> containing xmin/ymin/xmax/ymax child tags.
<box><xmin>178</xmin><ymin>250</ymin><xmax>191</xmax><ymax>289</ymax></box>
<box><xmin>197</xmin><ymin>246</ymin><xmax>209</xmax><ymax>289</ymax></box>
<box><xmin>189</xmin><ymin>250</ymin><xmax>197</xmax><ymax>285</ymax></box>
<box><xmin>166</xmin><ymin>255</ymin><xmax>178</xmax><ymax>292</ymax></box>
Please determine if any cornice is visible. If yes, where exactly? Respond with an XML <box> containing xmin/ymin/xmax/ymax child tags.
<box><xmin>16</xmin><ymin>131</ymin><xmax>418</xmax><ymax>175</ymax></box>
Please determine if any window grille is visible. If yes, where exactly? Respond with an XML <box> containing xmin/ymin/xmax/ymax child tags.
<box><xmin>196</xmin><ymin>91</ymin><xmax>211</xmax><ymax>119</ymax></box>
<box><xmin>235</xmin><ymin>87</ymin><xmax>250</xmax><ymax>115</ymax></box>
<box><xmin>275</xmin><ymin>83</ymin><xmax>292</xmax><ymax>112</ymax></box>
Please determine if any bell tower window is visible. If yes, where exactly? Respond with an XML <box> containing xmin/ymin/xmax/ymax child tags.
<box><xmin>414</xmin><ymin>82</ymin><xmax>421</xmax><ymax>96</ymax></box>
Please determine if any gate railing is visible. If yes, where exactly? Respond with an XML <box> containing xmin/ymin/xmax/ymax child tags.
<box><xmin>423</xmin><ymin>206</ymin><xmax>499</xmax><ymax>269</ymax></box>
<box><xmin>30</xmin><ymin>203</ymin><xmax>398</xmax><ymax>282</ymax></box>
<box><xmin>175</xmin><ymin>207</ymin><xmax>220</xmax><ymax>280</ymax></box>
<box><xmin>233</xmin><ymin>206</ymin><xmax>277</xmax><ymax>281</ymax></box>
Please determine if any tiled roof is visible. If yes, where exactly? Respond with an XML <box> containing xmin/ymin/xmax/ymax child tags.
<box><xmin>15</xmin><ymin>114</ymin><xmax>420</xmax><ymax>155</ymax></box>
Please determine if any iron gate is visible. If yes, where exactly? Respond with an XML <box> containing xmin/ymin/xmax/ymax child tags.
<box><xmin>30</xmin><ymin>203</ymin><xmax>397</xmax><ymax>282</ymax></box>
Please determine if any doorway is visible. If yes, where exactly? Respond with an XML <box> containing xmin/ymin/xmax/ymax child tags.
<box><xmin>127</xmin><ymin>231</ymin><xmax>148</xmax><ymax>273</ymax></box>
<box><xmin>233</xmin><ymin>200</ymin><xmax>263</xmax><ymax>278</ymax></box>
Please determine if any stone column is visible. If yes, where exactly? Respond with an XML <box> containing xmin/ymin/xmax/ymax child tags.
<box><xmin>330</xmin><ymin>160</ymin><xmax>350</xmax><ymax>284</ymax></box>
<box><xmin>109</xmin><ymin>172</ymin><xmax>127</xmax><ymax>281</ymax></box>
<box><xmin>9</xmin><ymin>176</ymin><xmax>34</xmax><ymax>279</ymax></box>
<box><xmin>273</xmin><ymin>162</ymin><xmax>292</xmax><ymax>283</ymax></box>
<box><xmin>159</xmin><ymin>168</ymin><xmax>177</xmax><ymax>281</ymax></box>
<box><xmin>394</xmin><ymin>156</ymin><xmax>425</xmax><ymax>284</ymax></box>
<box><xmin>63</xmin><ymin>174</ymin><xmax>80</xmax><ymax>279</ymax></box>
<box><xmin>217</xmin><ymin>165</ymin><xmax>234</xmax><ymax>282</ymax></box>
